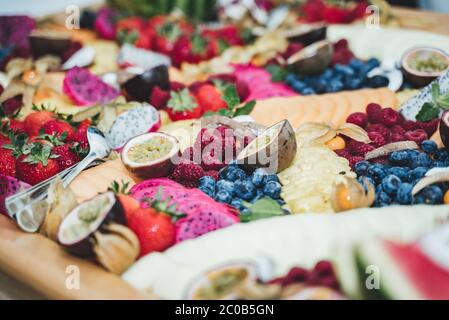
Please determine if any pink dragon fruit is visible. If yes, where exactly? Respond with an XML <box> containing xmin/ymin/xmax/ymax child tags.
<box><xmin>130</xmin><ymin>178</ymin><xmax>240</xmax><ymax>242</ymax></box>
<box><xmin>63</xmin><ymin>67</ymin><xmax>119</xmax><ymax>106</ymax></box>
<box><xmin>0</xmin><ymin>174</ymin><xmax>31</xmax><ymax>217</ymax></box>
<box><xmin>106</xmin><ymin>104</ymin><xmax>161</xmax><ymax>150</ymax></box>
<box><xmin>94</xmin><ymin>8</ymin><xmax>117</xmax><ymax>40</ymax></box>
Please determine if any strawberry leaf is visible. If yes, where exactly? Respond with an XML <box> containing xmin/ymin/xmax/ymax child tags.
<box><xmin>222</xmin><ymin>85</ymin><xmax>241</xmax><ymax>110</ymax></box>
<box><xmin>416</xmin><ymin>102</ymin><xmax>440</xmax><ymax>122</ymax></box>
<box><xmin>234</xmin><ymin>100</ymin><xmax>256</xmax><ymax>117</ymax></box>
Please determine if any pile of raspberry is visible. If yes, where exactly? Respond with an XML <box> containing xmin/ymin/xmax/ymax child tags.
<box><xmin>170</xmin><ymin>125</ymin><xmax>252</xmax><ymax>188</ymax></box>
<box><xmin>336</xmin><ymin>103</ymin><xmax>440</xmax><ymax>168</ymax></box>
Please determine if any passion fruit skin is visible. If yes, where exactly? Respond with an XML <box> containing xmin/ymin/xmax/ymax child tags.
<box><xmin>288</xmin><ymin>41</ymin><xmax>333</xmax><ymax>75</ymax></box>
<box><xmin>29</xmin><ymin>32</ymin><xmax>71</xmax><ymax>58</ymax></box>
<box><xmin>122</xmin><ymin>65</ymin><xmax>170</xmax><ymax>102</ymax></box>
<box><xmin>288</xmin><ymin>25</ymin><xmax>327</xmax><ymax>47</ymax></box>
<box><xmin>59</xmin><ymin>194</ymin><xmax>127</xmax><ymax>258</ymax></box>
<box><xmin>122</xmin><ymin>151</ymin><xmax>180</xmax><ymax>179</ymax></box>
<box><xmin>440</xmin><ymin>111</ymin><xmax>449</xmax><ymax>151</ymax></box>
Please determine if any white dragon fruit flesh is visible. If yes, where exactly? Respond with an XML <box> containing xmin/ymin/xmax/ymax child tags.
<box><xmin>0</xmin><ymin>174</ymin><xmax>31</xmax><ymax>217</ymax></box>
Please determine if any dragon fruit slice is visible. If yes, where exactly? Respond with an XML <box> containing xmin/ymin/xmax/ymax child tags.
<box><xmin>131</xmin><ymin>178</ymin><xmax>187</xmax><ymax>194</ymax></box>
<box><xmin>106</xmin><ymin>104</ymin><xmax>161</xmax><ymax>150</ymax></box>
<box><xmin>0</xmin><ymin>174</ymin><xmax>31</xmax><ymax>217</ymax></box>
<box><xmin>94</xmin><ymin>7</ymin><xmax>117</xmax><ymax>40</ymax></box>
<box><xmin>63</xmin><ymin>67</ymin><xmax>120</xmax><ymax>106</ymax></box>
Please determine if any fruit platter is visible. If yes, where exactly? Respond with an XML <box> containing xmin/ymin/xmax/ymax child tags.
<box><xmin>1</xmin><ymin>0</ymin><xmax>449</xmax><ymax>300</ymax></box>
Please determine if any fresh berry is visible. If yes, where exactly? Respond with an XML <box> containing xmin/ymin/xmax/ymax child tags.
<box><xmin>396</xmin><ymin>183</ymin><xmax>413</xmax><ymax>205</ymax></box>
<box><xmin>52</xmin><ymin>144</ymin><xmax>81</xmax><ymax>170</ymax></box>
<box><xmin>366</xmin><ymin>124</ymin><xmax>390</xmax><ymax>140</ymax></box>
<box><xmin>179</xmin><ymin>180</ymin><xmax>200</xmax><ymax>189</ymax></box>
<box><xmin>390</xmin><ymin>125</ymin><xmax>405</xmax><ymax>135</ymax></box>
<box><xmin>404</xmin><ymin>129</ymin><xmax>428</xmax><ymax>145</ymax></box>
<box><xmin>354</xmin><ymin>161</ymin><xmax>370</xmax><ymax>176</ymax></box>
<box><xmin>346</xmin><ymin>112</ymin><xmax>368</xmax><ymax>128</ymax></box>
<box><xmin>402</xmin><ymin>120</ymin><xmax>420</xmax><ymax>131</ymax></box>
<box><xmin>419</xmin><ymin>119</ymin><xmax>439</xmax><ymax>137</ymax></box>
<box><xmin>226</xmin><ymin>167</ymin><xmax>247</xmax><ymax>182</ymax></box>
<box><xmin>390</xmin><ymin>133</ymin><xmax>405</xmax><ymax>143</ymax></box>
<box><xmin>215</xmin><ymin>190</ymin><xmax>233</xmax><ymax>204</ymax></box>
<box><xmin>205</xmin><ymin>170</ymin><xmax>219</xmax><ymax>181</ymax></box>
<box><xmin>172</xmin><ymin>162</ymin><xmax>205</xmax><ymax>182</ymax></box>
<box><xmin>375</xmin><ymin>191</ymin><xmax>392</xmax><ymax>207</ymax></box>
<box><xmin>388</xmin><ymin>167</ymin><xmax>409</xmax><ymax>181</ymax></box>
<box><xmin>410</xmin><ymin>153</ymin><xmax>432</xmax><ymax>169</ymax></box>
<box><xmin>380</xmin><ymin>108</ymin><xmax>400</xmax><ymax>127</ymax></box>
<box><xmin>252</xmin><ymin>168</ymin><xmax>268</xmax><ymax>187</ymax></box>
<box><xmin>263</xmin><ymin>180</ymin><xmax>281</xmax><ymax>199</ymax></box>
<box><xmin>166</xmin><ymin>88</ymin><xmax>203</xmax><ymax>121</ymax></box>
<box><xmin>349</xmin><ymin>156</ymin><xmax>364</xmax><ymax>168</ymax></box>
<box><xmin>421</xmin><ymin>140</ymin><xmax>438</xmax><ymax>154</ymax></box>
<box><xmin>216</xmin><ymin>180</ymin><xmax>235</xmax><ymax>195</ymax></box>
<box><xmin>24</xmin><ymin>111</ymin><xmax>55</xmax><ymax>137</ymax></box>
<box><xmin>109</xmin><ymin>180</ymin><xmax>141</xmax><ymax>221</ymax></box>
<box><xmin>407</xmin><ymin>167</ymin><xmax>427</xmax><ymax>182</ymax></box>
<box><xmin>150</xmin><ymin>86</ymin><xmax>170</xmax><ymax>110</ymax></box>
<box><xmin>389</xmin><ymin>150</ymin><xmax>410</xmax><ymax>166</ymax></box>
<box><xmin>366</xmin><ymin>103</ymin><xmax>382</xmax><ymax>123</ymax></box>
<box><xmin>371</xmin><ymin>156</ymin><xmax>390</xmax><ymax>165</ymax></box>
<box><xmin>42</xmin><ymin>120</ymin><xmax>74</xmax><ymax>141</ymax></box>
<box><xmin>415</xmin><ymin>185</ymin><xmax>444</xmax><ymax>205</ymax></box>
<box><xmin>435</xmin><ymin>148</ymin><xmax>449</xmax><ymax>162</ymax></box>
<box><xmin>0</xmin><ymin>148</ymin><xmax>16</xmax><ymax>177</ymax></box>
<box><xmin>368</xmin><ymin>131</ymin><xmax>386</xmax><ymax>148</ymax></box>
<box><xmin>16</xmin><ymin>143</ymin><xmax>60</xmax><ymax>185</ymax></box>
<box><xmin>334</xmin><ymin>149</ymin><xmax>351</xmax><ymax>159</ymax></box>
<box><xmin>367</xmin><ymin>164</ymin><xmax>387</xmax><ymax>183</ymax></box>
<box><xmin>348</xmin><ymin>141</ymin><xmax>375</xmax><ymax>156</ymax></box>
<box><xmin>381</xmin><ymin>175</ymin><xmax>401</xmax><ymax>196</ymax></box>
<box><xmin>69</xmin><ymin>130</ymin><xmax>89</xmax><ymax>150</ymax></box>
<box><xmin>8</xmin><ymin>119</ymin><xmax>26</xmax><ymax>134</ymax></box>
<box><xmin>201</xmin><ymin>151</ymin><xmax>225</xmax><ymax>171</ymax></box>
<box><xmin>196</xmin><ymin>84</ymin><xmax>227</xmax><ymax>113</ymax></box>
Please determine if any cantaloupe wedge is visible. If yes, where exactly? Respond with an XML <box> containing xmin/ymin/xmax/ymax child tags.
<box><xmin>250</xmin><ymin>88</ymin><xmax>397</xmax><ymax>129</ymax></box>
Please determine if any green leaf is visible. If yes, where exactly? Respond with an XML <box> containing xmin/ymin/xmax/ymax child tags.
<box><xmin>266</xmin><ymin>64</ymin><xmax>288</xmax><ymax>82</ymax></box>
<box><xmin>234</xmin><ymin>100</ymin><xmax>256</xmax><ymax>117</ymax></box>
<box><xmin>416</xmin><ymin>102</ymin><xmax>440</xmax><ymax>122</ymax></box>
<box><xmin>436</xmin><ymin>94</ymin><xmax>449</xmax><ymax>110</ymax></box>
<box><xmin>431</xmin><ymin>82</ymin><xmax>441</xmax><ymax>104</ymax></box>
<box><xmin>217</xmin><ymin>109</ymin><xmax>233</xmax><ymax>117</ymax></box>
<box><xmin>222</xmin><ymin>85</ymin><xmax>241</xmax><ymax>110</ymax></box>
<box><xmin>240</xmin><ymin>197</ymin><xmax>285</xmax><ymax>223</ymax></box>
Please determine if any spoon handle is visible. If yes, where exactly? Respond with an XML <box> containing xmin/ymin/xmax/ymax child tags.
<box><xmin>62</xmin><ymin>154</ymin><xmax>98</xmax><ymax>188</ymax></box>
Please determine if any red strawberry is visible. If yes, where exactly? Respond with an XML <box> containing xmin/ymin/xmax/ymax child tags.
<box><xmin>172</xmin><ymin>162</ymin><xmax>205</xmax><ymax>182</ymax></box>
<box><xmin>196</xmin><ymin>84</ymin><xmax>227</xmax><ymax>113</ymax></box>
<box><xmin>166</xmin><ymin>88</ymin><xmax>203</xmax><ymax>121</ymax></box>
<box><xmin>368</xmin><ymin>131</ymin><xmax>386</xmax><ymax>148</ymax></box>
<box><xmin>348</xmin><ymin>141</ymin><xmax>375</xmax><ymax>156</ymax></box>
<box><xmin>302</xmin><ymin>0</ymin><xmax>325</xmax><ymax>22</ymax></box>
<box><xmin>0</xmin><ymin>135</ymin><xmax>9</xmax><ymax>147</ymax></box>
<box><xmin>154</xmin><ymin>22</ymin><xmax>183</xmax><ymax>56</ymax></box>
<box><xmin>150</xmin><ymin>86</ymin><xmax>170</xmax><ymax>110</ymax></box>
<box><xmin>236</xmin><ymin>80</ymin><xmax>250</xmax><ymax>102</ymax></box>
<box><xmin>0</xmin><ymin>148</ymin><xmax>16</xmax><ymax>177</ymax></box>
<box><xmin>323</xmin><ymin>4</ymin><xmax>353</xmax><ymax>23</ymax></box>
<box><xmin>52</xmin><ymin>144</ymin><xmax>81</xmax><ymax>170</ymax></box>
<box><xmin>109</xmin><ymin>180</ymin><xmax>140</xmax><ymax>222</ymax></box>
<box><xmin>16</xmin><ymin>143</ymin><xmax>60</xmax><ymax>185</ymax></box>
<box><xmin>380</xmin><ymin>108</ymin><xmax>400</xmax><ymax>127</ymax></box>
<box><xmin>346</xmin><ymin>112</ymin><xmax>368</xmax><ymax>128</ymax></box>
<box><xmin>7</xmin><ymin>119</ymin><xmax>26</xmax><ymax>134</ymax></box>
<box><xmin>127</xmin><ymin>206</ymin><xmax>176</xmax><ymax>256</ymax></box>
<box><xmin>76</xmin><ymin>119</ymin><xmax>91</xmax><ymax>133</ymax></box>
<box><xmin>24</xmin><ymin>111</ymin><xmax>55</xmax><ymax>137</ymax></box>
<box><xmin>404</xmin><ymin>129</ymin><xmax>428</xmax><ymax>145</ymax></box>
<box><xmin>41</xmin><ymin>120</ymin><xmax>74</xmax><ymax>141</ymax></box>
<box><xmin>69</xmin><ymin>130</ymin><xmax>89</xmax><ymax>150</ymax></box>
<box><xmin>419</xmin><ymin>119</ymin><xmax>440</xmax><ymax>137</ymax></box>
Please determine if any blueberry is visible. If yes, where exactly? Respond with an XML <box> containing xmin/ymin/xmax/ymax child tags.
<box><xmin>334</xmin><ymin>64</ymin><xmax>355</xmax><ymax>76</ymax></box>
<box><xmin>321</xmin><ymin>69</ymin><xmax>334</xmax><ymax>80</ymax></box>
<box><xmin>375</xmin><ymin>191</ymin><xmax>392</xmax><ymax>207</ymax></box>
<box><xmin>388</xmin><ymin>167</ymin><xmax>409</xmax><ymax>181</ymax></box>
<box><xmin>410</xmin><ymin>153</ymin><xmax>432</xmax><ymax>169</ymax></box>
<box><xmin>366</xmin><ymin>58</ymin><xmax>380</xmax><ymax>70</ymax></box>
<box><xmin>231</xmin><ymin>198</ymin><xmax>245</xmax><ymax>211</ymax></box>
<box><xmin>354</xmin><ymin>161</ymin><xmax>370</xmax><ymax>176</ymax></box>
<box><xmin>311</xmin><ymin>79</ymin><xmax>327</xmax><ymax>94</ymax></box>
<box><xmin>415</xmin><ymin>185</ymin><xmax>444</xmax><ymax>205</ymax></box>
<box><xmin>234</xmin><ymin>180</ymin><xmax>256</xmax><ymax>201</ymax></box>
<box><xmin>301</xmin><ymin>87</ymin><xmax>316</xmax><ymax>95</ymax></box>
<box><xmin>286</xmin><ymin>74</ymin><xmax>297</xmax><ymax>85</ymax></box>
<box><xmin>381</xmin><ymin>175</ymin><xmax>401</xmax><ymax>196</ymax></box>
<box><xmin>263</xmin><ymin>181</ymin><xmax>282</xmax><ymax>199</ymax></box>
<box><xmin>390</xmin><ymin>150</ymin><xmax>410</xmax><ymax>166</ymax></box>
<box><xmin>292</xmin><ymin>80</ymin><xmax>307</xmax><ymax>92</ymax></box>
<box><xmin>432</xmin><ymin>161</ymin><xmax>447</xmax><ymax>168</ymax></box>
<box><xmin>376</xmin><ymin>184</ymin><xmax>384</xmax><ymax>194</ymax></box>
<box><xmin>215</xmin><ymin>190</ymin><xmax>233</xmax><ymax>204</ymax></box>
<box><xmin>367</xmin><ymin>164</ymin><xmax>387</xmax><ymax>183</ymax></box>
<box><xmin>226</xmin><ymin>168</ymin><xmax>247</xmax><ymax>182</ymax></box>
<box><xmin>328</xmin><ymin>79</ymin><xmax>344</xmax><ymax>93</ymax></box>
<box><xmin>421</xmin><ymin>140</ymin><xmax>438</xmax><ymax>154</ymax></box>
<box><xmin>369</xmin><ymin>75</ymin><xmax>389</xmax><ymax>88</ymax></box>
<box><xmin>407</xmin><ymin>167</ymin><xmax>427</xmax><ymax>183</ymax></box>
<box><xmin>216</xmin><ymin>180</ymin><xmax>235</xmax><ymax>195</ymax></box>
<box><xmin>265</xmin><ymin>174</ymin><xmax>280</xmax><ymax>184</ymax></box>
<box><xmin>252</xmin><ymin>168</ymin><xmax>268</xmax><ymax>187</ymax></box>
<box><xmin>358</xmin><ymin>176</ymin><xmax>376</xmax><ymax>192</ymax></box>
<box><xmin>241</xmin><ymin>208</ymin><xmax>251</xmax><ymax>216</ymax></box>
<box><xmin>199</xmin><ymin>185</ymin><xmax>215</xmax><ymax>197</ymax></box>
<box><xmin>396</xmin><ymin>183</ymin><xmax>413</xmax><ymax>205</ymax></box>
<box><xmin>349</xmin><ymin>59</ymin><xmax>365</xmax><ymax>71</ymax></box>
<box><xmin>345</xmin><ymin>77</ymin><xmax>363</xmax><ymax>90</ymax></box>
<box><xmin>434</xmin><ymin>148</ymin><xmax>449</xmax><ymax>162</ymax></box>
<box><xmin>199</xmin><ymin>176</ymin><xmax>216</xmax><ymax>187</ymax></box>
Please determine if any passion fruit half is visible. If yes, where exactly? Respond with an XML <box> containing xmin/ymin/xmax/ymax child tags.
<box><xmin>401</xmin><ymin>47</ymin><xmax>449</xmax><ymax>88</ymax></box>
<box><xmin>121</xmin><ymin>132</ymin><xmax>180</xmax><ymax>179</ymax></box>
<box><xmin>440</xmin><ymin>111</ymin><xmax>449</xmax><ymax>150</ymax></box>
<box><xmin>237</xmin><ymin>120</ymin><xmax>297</xmax><ymax>173</ymax></box>
<box><xmin>121</xmin><ymin>65</ymin><xmax>170</xmax><ymax>102</ymax></box>
<box><xmin>57</xmin><ymin>192</ymin><xmax>126</xmax><ymax>257</ymax></box>
<box><xmin>287</xmin><ymin>40</ymin><xmax>333</xmax><ymax>75</ymax></box>
<box><xmin>283</xmin><ymin>23</ymin><xmax>327</xmax><ymax>47</ymax></box>
<box><xmin>29</xmin><ymin>29</ymin><xmax>71</xmax><ymax>58</ymax></box>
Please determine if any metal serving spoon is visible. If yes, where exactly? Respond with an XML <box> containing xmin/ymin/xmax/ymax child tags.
<box><xmin>6</xmin><ymin>128</ymin><xmax>111</xmax><ymax>233</ymax></box>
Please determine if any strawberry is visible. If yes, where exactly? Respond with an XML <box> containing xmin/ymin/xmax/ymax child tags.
<box><xmin>108</xmin><ymin>180</ymin><xmax>140</xmax><ymax>222</ymax></box>
<box><xmin>166</xmin><ymin>88</ymin><xmax>203</xmax><ymax>121</ymax></box>
<box><xmin>196</xmin><ymin>84</ymin><xmax>227</xmax><ymax>113</ymax></box>
<box><xmin>24</xmin><ymin>111</ymin><xmax>55</xmax><ymax>137</ymax></box>
<box><xmin>154</xmin><ymin>23</ymin><xmax>182</xmax><ymax>56</ymax></box>
<box><xmin>323</xmin><ymin>5</ymin><xmax>353</xmax><ymax>24</ymax></box>
<box><xmin>69</xmin><ymin>130</ymin><xmax>89</xmax><ymax>150</ymax></box>
<box><xmin>127</xmin><ymin>199</ymin><xmax>180</xmax><ymax>256</ymax></box>
<box><xmin>0</xmin><ymin>134</ymin><xmax>9</xmax><ymax>147</ymax></box>
<box><xmin>302</xmin><ymin>0</ymin><xmax>326</xmax><ymax>22</ymax></box>
<box><xmin>76</xmin><ymin>119</ymin><xmax>91</xmax><ymax>133</ymax></box>
<box><xmin>41</xmin><ymin>120</ymin><xmax>75</xmax><ymax>141</ymax></box>
<box><xmin>0</xmin><ymin>148</ymin><xmax>16</xmax><ymax>177</ymax></box>
<box><xmin>16</xmin><ymin>143</ymin><xmax>60</xmax><ymax>185</ymax></box>
<box><xmin>52</xmin><ymin>144</ymin><xmax>81</xmax><ymax>170</ymax></box>
<box><xmin>8</xmin><ymin>119</ymin><xmax>26</xmax><ymax>134</ymax></box>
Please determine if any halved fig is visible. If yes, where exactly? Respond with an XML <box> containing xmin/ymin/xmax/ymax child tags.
<box><xmin>57</xmin><ymin>192</ymin><xmax>126</xmax><ymax>257</ymax></box>
<box><xmin>121</xmin><ymin>132</ymin><xmax>180</xmax><ymax>179</ymax></box>
<box><xmin>401</xmin><ymin>47</ymin><xmax>449</xmax><ymax>88</ymax></box>
<box><xmin>237</xmin><ymin>120</ymin><xmax>297</xmax><ymax>173</ymax></box>
<box><xmin>29</xmin><ymin>29</ymin><xmax>71</xmax><ymax>58</ymax></box>
<box><xmin>287</xmin><ymin>40</ymin><xmax>333</xmax><ymax>75</ymax></box>
<box><xmin>121</xmin><ymin>65</ymin><xmax>170</xmax><ymax>102</ymax></box>
<box><xmin>283</xmin><ymin>23</ymin><xmax>327</xmax><ymax>47</ymax></box>
<box><xmin>185</xmin><ymin>263</ymin><xmax>258</xmax><ymax>300</ymax></box>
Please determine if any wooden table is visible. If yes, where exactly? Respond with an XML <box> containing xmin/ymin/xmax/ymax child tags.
<box><xmin>1</xmin><ymin>5</ymin><xmax>449</xmax><ymax>301</ymax></box>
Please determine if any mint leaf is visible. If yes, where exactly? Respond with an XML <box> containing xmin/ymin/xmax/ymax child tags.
<box><xmin>234</xmin><ymin>100</ymin><xmax>256</xmax><ymax>117</ymax></box>
<box><xmin>217</xmin><ymin>109</ymin><xmax>233</xmax><ymax>117</ymax></box>
<box><xmin>266</xmin><ymin>64</ymin><xmax>287</xmax><ymax>82</ymax></box>
<box><xmin>431</xmin><ymin>82</ymin><xmax>441</xmax><ymax>104</ymax></box>
<box><xmin>436</xmin><ymin>94</ymin><xmax>449</xmax><ymax>110</ymax></box>
<box><xmin>223</xmin><ymin>85</ymin><xmax>241</xmax><ymax>110</ymax></box>
<box><xmin>240</xmin><ymin>197</ymin><xmax>285</xmax><ymax>223</ymax></box>
<box><xmin>416</xmin><ymin>102</ymin><xmax>440</xmax><ymax>122</ymax></box>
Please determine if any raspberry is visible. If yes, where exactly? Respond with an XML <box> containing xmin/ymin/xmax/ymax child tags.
<box><xmin>402</xmin><ymin>120</ymin><xmax>420</xmax><ymax>131</ymax></box>
<box><xmin>368</xmin><ymin>131</ymin><xmax>386</xmax><ymax>148</ymax></box>
<box><xmin>335</xmin><ymin>149</ymin><xmax>351</xmax><ymax>159</ymax></box>
<box><xmin>349</xmin><ymin>156</ymin><xmax>364</xmax><ymax>168</ymax></box>
<box><xmin>371</xmin><ymin>156</ymin><xmax>389</xmax><ymax>165</ymax></box>
<box><xmin>172</xmin><ymin>162</ymin><xmax>205</xmax><ymax>182</ymax></box>
<box><xmin>404</xmin><ymin>129</ymin><xmax>428</xmax><ymax>145</ymax></box>
<box><xmin>348</xmin><ymin>141</ymin><xmax>375</xmax><ymax>156</ymax></box>
<box><xmin>346</xmin><ymin>112</ymin><xmax>368</xmax><ymax>128</ymax></box>
<box><xmin>366</xmin><ymin>103</ymin><xmax>382</xmax><ymax>123</ymax></box>
<box><xmin>391</xmin><ymin>125</ymin><xmax>405</xmax><ymax>135</ymax></box>
<box><xmin>179</xmin><ymin>180</ymin><xmax>199</xmax><ymax>189</ymax></box>
<box><xmin>205</xmin><ymin>170</ymin><xmax>219</xmax><ymax>181</ymax></box>
<box><xmin>418</xmin><ymin>119</ymin><xmax>439</xmax><ymax>137</ymax></box>
<box><xmin>201</xmin><ymin>152</ymin><xmax>225</xmax><ymax>171</ymax></box>
<box><xmin>380</xmin><ymin>108</ymin><xmax>400</xmax><ymax>127</ymax></box>
<box><xmin>366</xmin><ymin>124</ymin><xmax>390</xmax><ymax>139</ymax></box>
<box><xmin>181</xmin><ymin>146</ymin><xmax>194</xmax><ymax>162</ymax></box>
<box><xmin>390</xmin><ymin>133</ymin><xmax>405</xmax><ymax>142</ymax></box>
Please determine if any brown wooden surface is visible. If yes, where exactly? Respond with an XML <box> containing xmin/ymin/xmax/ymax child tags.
<box><xmin>1</xmin><ymin>5</ymin><xmax>449</xmax><ymax>300</ymax></box>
